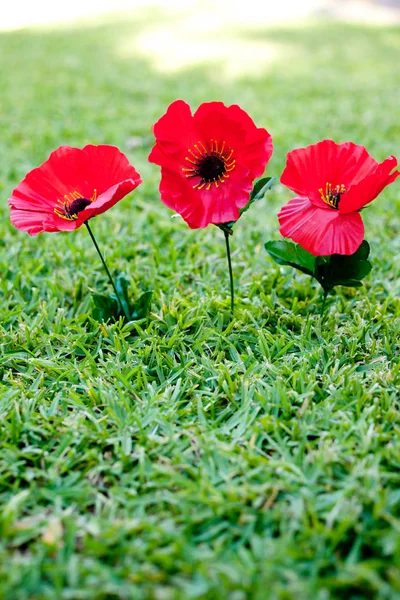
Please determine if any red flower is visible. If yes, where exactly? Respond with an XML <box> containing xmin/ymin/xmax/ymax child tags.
<box><xmin>148</xmin><ymin>100</ymin><xmax>273</xmax><ymax>228</ymax></box>
<box><xmin>278</xmin><ymin>140</ymin><xmax>399</xmax><ymax>256</ymax></box>
<box><xmin>8</xmin><ymin>144</ymin><xmax>142</xmax><ymax>235</ymax></box>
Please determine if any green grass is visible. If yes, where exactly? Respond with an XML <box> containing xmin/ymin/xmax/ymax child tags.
<box><xmin>1</xmin><ymin>8</ymin><xmax>400</xmax><ymax>599</ymax></box>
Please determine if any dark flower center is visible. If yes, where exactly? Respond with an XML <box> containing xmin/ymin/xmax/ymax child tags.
<box><xmin>182</xmin><ymin>140</ymin><xmax>236</xmax><ymax>190</ymax></box>
<box><xmin>319</xmin><ymin>182</ymin><xmax>346</xmax><ymax>209</ymax></box>
<box><xmin>198</xmin><ymin>155</ymin><xmax>226</xmax><ymax>182</ymax></box>
<box><xmin>54</xmin><ymin>190</ymin><xmax>97</xmax><ymax>221</ymax></box>
<box><xmin>66</xmin><ymin>197</ymin><xmax>91</xmax><ymax>217</ymax></box>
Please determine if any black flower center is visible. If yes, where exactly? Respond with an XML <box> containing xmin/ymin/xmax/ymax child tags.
<box><xmin>182</xmin><ymin>140</ymin><xmax>236</xmax><ymax>191</ymax></box>
<box><xmin>198</xmin><ymin>155</ymin><xmax>226</xmax><ymax>183</ymax></box>
<box><xmin>65</xmin><ymin>197</ymin><xmax>91</xmax><ymax>218</ymax></box>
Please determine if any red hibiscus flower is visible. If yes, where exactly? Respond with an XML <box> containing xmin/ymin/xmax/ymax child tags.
<box><xmin>278</xmin><ymin>140</ymin><xmax>399</xmax><ymax>256</ymax></box>
<box><xmin>8</xmin><ymin>144</ymin><xmax>142</xmax><ymax>235</ymax></box>
<box><xmin>148</xmin><ymin>100</ymin><xmax>273</xmax><ymax>228</ymax></box>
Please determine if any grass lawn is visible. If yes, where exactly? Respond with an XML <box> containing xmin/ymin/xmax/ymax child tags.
<box><xmin>1</xmin><ymin>7</ymin><xmax>400</xmax><ymax>599</ymax></box>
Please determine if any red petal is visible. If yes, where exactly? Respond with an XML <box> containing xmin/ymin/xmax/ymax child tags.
<box><xmin>278</xmin><ymin>196</ymin><xmax>364</xmax><ymax>256</ymax></box>
<box><xmin>339</xmin><ymin>156</ymin><xmax>399</xmax><ymax>213</ymax></box>
<box><xmin>159</xmin><ymin>164</ymin><xmax>253</xmax><ymax>229</ymax></box>
<box><xmin>10</xmin><ymin>208</ymin><xmax>79</xmax><ymax>235</ymax></box>
<box><xmin>75</xmin><ymin>179</ymin><xmax>140</xmax><ymax>225</ymax></box>
<box><xmin>148</xmin><ymin>100</ymin><xmax>199</xmax><ymax>172</ymax></box>
<box><xmin>193</xmin><ymin>102</ymin><xmax>273</xmax><ymax>178</ymax></box>
<box><xmin>241</xmin><ymin>126</ymin><xmax>273</xmax><ymax>178</ymax></box>
<box><xmin>194</xmin><ymin>102</ymin><xmax>247</xmax><ymax>148</ymax></box>
<box><xmin>80</xmin><ymin>144</ymin><xmax>141</xmax><ymax>197</ymax></box>
<box><xmin>148</xmin><ymin>144</ymin><xmax>179</xmax><ymax>172</ymax></box>
<box><xmin>9</xmin><ymin>145</ymin><xmax>79</xmax><ymax>212</ymax></box>
<box><xmin>281</xmin><ymin>140</ymin><xmax>379</xmax><ymax>207</ymax></box>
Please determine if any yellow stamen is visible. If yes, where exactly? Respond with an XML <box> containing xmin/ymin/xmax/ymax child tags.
<box><xmin>188</xmin><ymin>148</ymin><xmax>200</xmax><ymax>160</ymax></box>
<box><xmin>197</xmin><ymin>141</ymin><xmax>208</xmax><ymax>155</ymax></box>
<box><xmin>319</xmin><ymin>181</ymin><xmax>346</xmax><ymax>209</ymax></box>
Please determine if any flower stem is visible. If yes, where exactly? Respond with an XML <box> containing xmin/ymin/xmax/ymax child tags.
<box><xmin>223</xmin><ymin>229</ymin><xmax>235</xmax><ymax>314</ymax></box>
<box><xmin>85</xmin><ymin>221</ymin><xmax>129</xmax><ymax>320</ymax></box>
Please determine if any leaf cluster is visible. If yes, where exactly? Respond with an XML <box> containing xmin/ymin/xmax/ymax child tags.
<box><xmin>265</xmin><ymin>240</ymin><xmax>372</xmax><ymax>293</ymax></box>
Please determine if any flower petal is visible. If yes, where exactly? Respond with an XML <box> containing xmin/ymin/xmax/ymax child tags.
<box><xmin>194</xmin><ymin>102</ymin><xmax>247</xmax><ymax>147</ymax></box>
<box><xmin>80</xmin><ymin>144</ymin><xmax>141</xmax><ymax>197</ymax></box>
<box><xmin>10</xmin><ymin>207</ymin><xmax>79</xmax><ymax>235</ymax></box>
<box><xmin>281</xmin><ymin>140</ymin><xmax>379</xmax><ymax>207</ymax></box>
<box><xmin>240</xmin><ymin>126</ymin><xmax>273</xmax><ymax>179</ymax></box>
<box><xmin>148</xmin><ymin>100</ymin><xmax>199</xmax><ymax>172</ymax></box>
<box><xmin>339</xmin><ymin>156</ymin><xmax>399</xmax><ymax>213</ymax></box>
<box><xmin>278</xmin><ymin>196</ymin><xmax>364</xmax><ymax>256</ymax></box>
<box><xmin>159</xmin><ymin>164</ymin><xmax>253</xmax><ymax>229</ymax></box>
<box><xmin>76</xmin><ymin>179</ymin><xmax>141</xmax><ymax>225</ymax></box>
<box><xmin>9</xmin><ymin>145</ymin><xmax>80</xmax><ymax>212</ymax></box>
<box><xmin>194</xmin><ymin>102</ymin><xmax>273</xmax><ymax>178</ymax></box>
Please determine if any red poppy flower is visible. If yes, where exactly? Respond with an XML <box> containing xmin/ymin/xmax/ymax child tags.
<box><xmin>278</xmin><ymin>140</ymin><xmax>399</xmax><ymax>256</ymax></box>
<box><xmin>148</xmin><ymin>100</ymin><xmax>273</xmax><ymax>228</ymax></box>
<box><xmin>8</xmin><ymin>144</ymin><xmax>142</xmax><ymax>236</ymax></box>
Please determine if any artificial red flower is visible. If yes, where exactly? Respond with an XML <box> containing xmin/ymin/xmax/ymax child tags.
<box><xmin>148</xmin><ymin>100</ymin><xmax>273</xmax><ymax>228</ymax></box>
<box><xmin>278</xmin><ymin>140</ymin><xmax>399</xmax><ymax>256</ymax></box>
<box><xmin>8</xmin><ymin>144</ymin><xmax>142</xmax><ymax>235</ymax></box>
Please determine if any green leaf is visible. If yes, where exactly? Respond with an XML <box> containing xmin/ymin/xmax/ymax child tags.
<box><xmin>251</xmin><ymin>176</ymin><xmax>276</xmax><ymax>202</ymax></box>
<box><xmin>294</xmin><ymin>244</ymin><xmax>318</xmax><ymax>273</ymax></box>
<box><xmin>240</xmin><ymin>176</ymin><xmax>275</xmax><ymax>217</ymax></box>
<box><xmin>352</xmin><ymin>240</ymin><xmax>370</xmax><ymax>261</ymax></box>
<box><xmin>315</xmin><ymin>244</ymin><xmax>372</xmax><ymax>291</ymax></box>
<box><xmin>265</xmin><ymin>239</ymin><xmax>372</xmax><ymax>295</ymax></box>
<box><xmin>91</xmin><ymin>292</ymin><xmax>120</xmax><ymax>322</ymax></box>
<box><xmin>92</xmin><ymin>273</ymin><xmax>152</xmax><ymax>322</ymax></box>
<box><xmin>131</xmin><ymin>291</ymin><xmax>153</xmax><ymax>320</ymax></box>
<box><xmin>265</xmin><ymin>240</ymin><xmax>298</xmax><ymax>264</ymax></box>
<box><xmin>265</xmin><ymin>240</ymin><xmax>317</xmax><ymax>276</ymax></box>
<box><xmin>113</xmin><ymin>273</ymin><xmax>131</xmax><ymax>320</ymax></box>
<box><xmin>334</xmin><ymin>279</ymin><xmax>364</xmax><ymax>288</ymax></box>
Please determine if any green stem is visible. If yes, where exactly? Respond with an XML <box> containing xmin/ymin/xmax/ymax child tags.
<box><xmin>224</xmin><ymin>229</ymin><xmax>235</xmax><ymax>314</ymax></box>
<box><xmin>85</xmin><ymin>221</ymin><xmax>129</xmax><ymax>320</ymax></box>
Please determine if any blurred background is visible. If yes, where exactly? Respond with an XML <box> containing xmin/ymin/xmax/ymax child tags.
<box><xmin>3</xmin><ymin>0</ymin><xmax>400</xmax><ymax>30</ymax></box>
<box><xmin>1</xmin><ymin>0</ymin><xmax>398</xmax><ymax>172</ymax></box>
